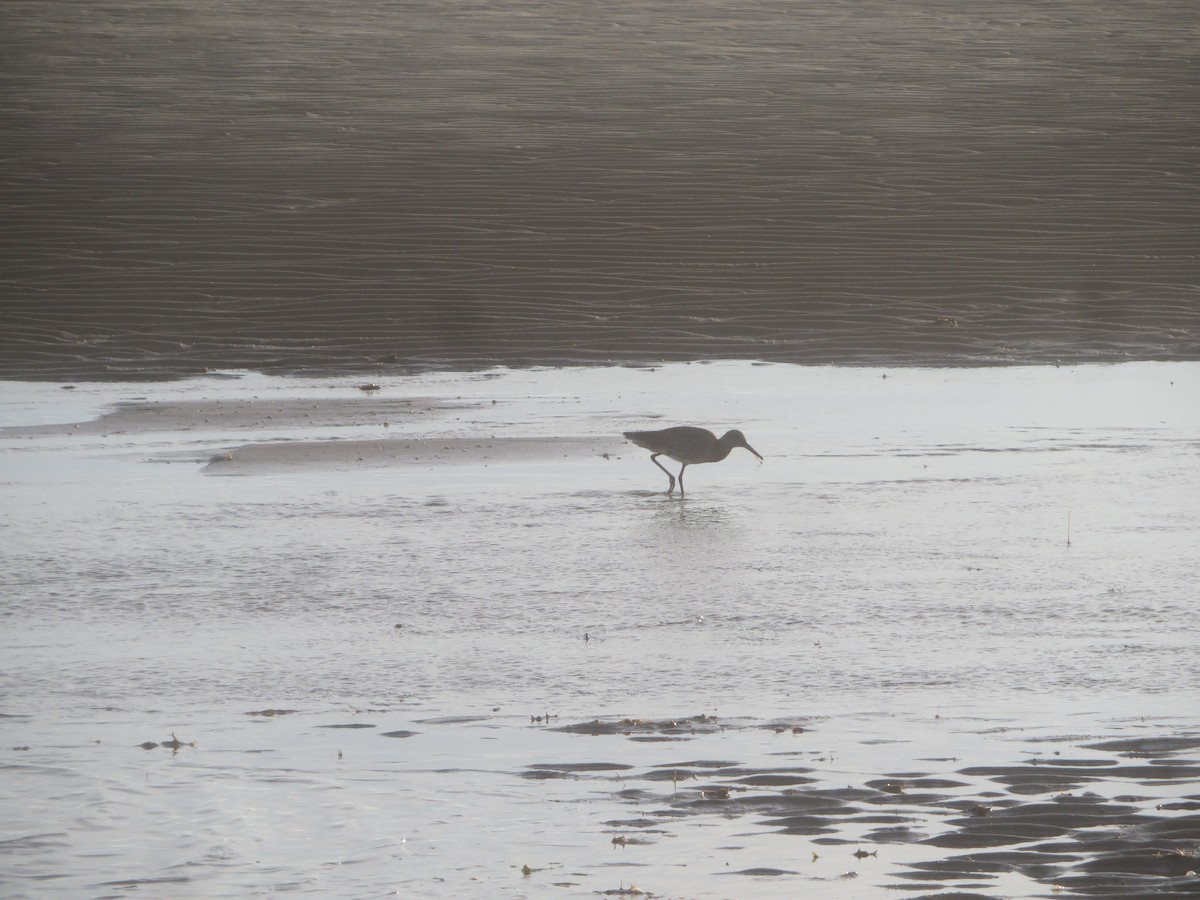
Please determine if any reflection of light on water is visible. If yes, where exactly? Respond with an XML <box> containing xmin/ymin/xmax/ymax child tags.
<box><xmin>5</xmin><ymin>363</ymin><xmax>1198</xmax><ymax>709</ymax></box>
<box><xmin>653</xmin><ymin>500</ymin><xmax>733</xmax><ymax>530</ymax></box>
<box><xmin>3</xmin><ymin>362</ymin><xmax>1198</xmax><ymax>897</ymax></box>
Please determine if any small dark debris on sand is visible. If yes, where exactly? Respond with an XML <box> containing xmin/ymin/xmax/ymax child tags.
<box><xmin>139</xmin><ymin>733</ymin><xmax>194</xmax><ymax>752</ymax></box>
<box><xmin>554</xmin><ymin>713</ymin><xmax>724</xmax><ymax>738</ymax></box>
<box><xmin>597</xmin><ymin>886</ymin><xmax>653</xmax><ymax>897</ymax></box>
<box><xmin>522</xmin><ymin>761</ymin><xmax>636</xmax><ymax>780</ymax></box>
<box><xmin>610</xmin><ymin>834</ymin><xmax>655</xmax><ymax>847</ymax></box>
<box><xmin>1082</xmin><ymin>736</ymin><xmax>1200</xmax><ymax>757</ymax></box>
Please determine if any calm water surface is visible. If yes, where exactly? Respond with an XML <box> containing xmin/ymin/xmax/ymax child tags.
<box><xmin>2</xmin><ymin>362</ymin><xmax>1197</xmax><ymax>897</ymax></box>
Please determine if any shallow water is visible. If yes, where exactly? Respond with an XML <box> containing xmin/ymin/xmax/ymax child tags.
<box><xmin>2</xmin><ymin>362</ymin><xmax>1198</xmax><ymax>898</ymax></box>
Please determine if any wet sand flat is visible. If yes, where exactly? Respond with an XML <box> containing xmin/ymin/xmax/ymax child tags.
<box><xmin>2</xmin><ymin>0</ymin><xmax>1199</xmax><ymax>379</ymax></box>
<box><xmin>1</xmin><ymin>362</ymin><xmax>1197</xmax><ymax>897</ymax></box>
<box><xmin>7</xmin><ymin>707</ymin><xmax>1196</xmax><ymax>899</ymax></box>
<box><xmin>201</xmin><ymin>436</ymin><xmax>623</xmax><ymax>474</ymax></box>
<box><xmin>0</xmin><ymin>389</ymin><xmax>625</xmax><ymax>470</ymax></box>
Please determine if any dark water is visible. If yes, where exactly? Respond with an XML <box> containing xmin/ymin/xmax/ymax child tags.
<box><xmin>2</xmin><ymin>1</ymin><xmax>1199</xmax><ymax>378</ymax></box>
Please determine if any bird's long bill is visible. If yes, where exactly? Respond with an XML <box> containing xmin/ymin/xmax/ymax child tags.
<box><xmin>744</xmin><ymin>442</ymin><xmax>764</xmax><ymax>461</ymax></box>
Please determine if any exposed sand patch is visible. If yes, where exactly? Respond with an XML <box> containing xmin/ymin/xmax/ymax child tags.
<box><xmin>0</xmin><ymin>396</ymin><xmax>470</xmax><ymax>438</ymax></box>
<box><xmin>0</xmin><ymin>391</ymin><xmax>626</xmax><ymax>471</ymax></box>
<box><xmin>203</xmin><ymin>435</ymin><xmax>623</xmax><ymax>474</ymax></box>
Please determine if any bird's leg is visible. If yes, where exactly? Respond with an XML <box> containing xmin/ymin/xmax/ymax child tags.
<box><xmin>650</xmin><ymin>454</ymin><xmax>677</xmax><ymax>495</ymax></box>
<box><xmin>678</xmin><ymin>464</ymin><xmax>687</xmax><ymax>498</ymax></box>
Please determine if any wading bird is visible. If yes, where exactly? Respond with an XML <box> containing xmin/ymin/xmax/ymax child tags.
<box><xmin>623</xmin><ymin>426</ymin><xmax>762</xmax><ymax>496</ymax></box>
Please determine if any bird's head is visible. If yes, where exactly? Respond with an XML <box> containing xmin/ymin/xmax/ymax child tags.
<box><xmin>725</xmin><ymin>429</ymin><xmax>763</xmax><ymax>460</ymax></box>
